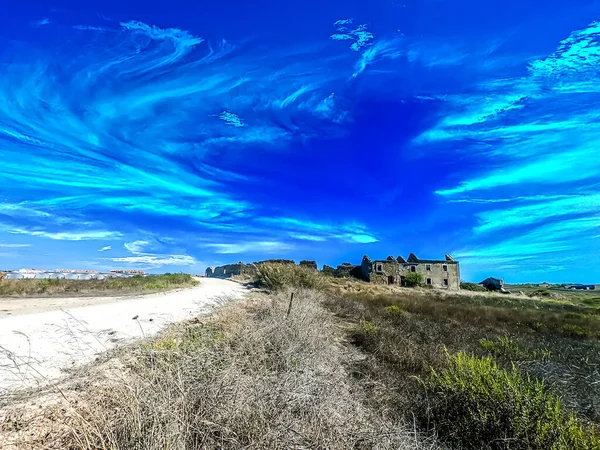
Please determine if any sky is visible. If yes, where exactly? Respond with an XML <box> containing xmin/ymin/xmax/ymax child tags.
<box><xmin>0</xmin><ymin>0</ymin><xmax>599</xmax><ymax>283</ymax></box>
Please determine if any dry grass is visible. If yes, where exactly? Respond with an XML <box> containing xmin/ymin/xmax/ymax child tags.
<box><xmin>252</xmin><ymin>262</ymin><xmax>326</xmax><ymax>291</ymax></box>
<box><xmin>325</xmin><ymin>277</ymin><xmax>600</xmax><ymax>340</ymax></box>
<box><xmin>323</xmin><ymin>288</ymin><xmax>600</xmax><ymax>449</ymax></box>
<box><xmin>1</xmin><ymin>290</ymin><xmax>439</xmax><ymax>449</ymax></box>
<box><xmin>0</xmin><ymin>274</ymin><xmax>198</xmax><ymax>297</ymax></box>
<box><xmin>8</xmin><ymin>265</ymin><xmax>599</xmax><ymax>450</ymax></box>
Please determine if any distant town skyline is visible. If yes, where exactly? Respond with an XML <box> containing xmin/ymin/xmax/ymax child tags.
<box><xmin>1</xmin><ymin>0</ymin><xmax>599</xmax><ymax>284</ymax></box>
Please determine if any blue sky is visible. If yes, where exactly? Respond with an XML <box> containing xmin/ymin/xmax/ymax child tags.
<box><xmin>1</xmin><ymin>0</ymin><xmax>599</xmax><ymax>283</ymax></box>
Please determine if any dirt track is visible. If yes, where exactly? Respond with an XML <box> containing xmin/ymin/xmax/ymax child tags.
<box><xmin>0</xmin><ymin>278</ymin><xmax>246</xmax><ymax>394</ymax></box>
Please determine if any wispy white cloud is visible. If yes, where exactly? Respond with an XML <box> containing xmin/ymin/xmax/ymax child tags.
<box><xmin>255</xmin><ymin>216</ymin><xmax>378</xmax><ymax>243</ymax></box>
<box><xmin>0</xmin><ymin>243</ymin><xmax>30</xmax><ymax>248</ymax></box>
<box><xmin>352</xmin><ymin>39</ymin><xmax>402</xmax><ymax>77</ymax></box>
<box><xmin>120</xmin><ymin>20</ymin><xmax>203</xmax><ymax>48</ymax></box>
<box><xmin>205</xmin><ymin>241</ymin><xmax>292</xmax><ymax>254</ymax></box>
<box><xmin>289</xmin><ymin>233</ymin><xmax>327</xmax><ymax>242</ymax></box>
<box><xmin>111</xmin><ymin>254</ymin><xmax>196</xmax><ymax>266</ymax></box>
<box><xmin>436</xmin><ymin>147</ymin><xmax>597</xmax><ymax>196</ymax></box>
<box><xmin>333</xmin><ymin>19</ymin><xmax>354</xmax><ymax>26</ymax></box>
<box><xmin>218</xmin><ymin>111</ymin><xmax>245</xmax><ymax>127</ymax></box>
<box><xmin>124</xmin><ymin>240</ymin><xmax>150</xmax><ymax>254</ymax></box>
<box><xmin>33</xmin><ymin>18</ymin><xmax>50</xmax><ymax>27</ymax></box>
<box><xmin>331</xmin><ymin>20</ymin><xmax>374</xmax><ymax>52</ymax></box>
<box><xmin>8</xmin><ymin>229</ymin><xmax>122</xmax><ymax>241</ymax></box>
<box><xmin>98</xmin><ymin>245</ymin><xmax>112</xmax><ymax>252</ymax></box>
<box><xmin>529</xmin><ymin>21</ymin><xmax>600</xmax><ymax>81</ymax></box>
<box><xmin>73</xmin><ymin>25</ymin><xmax>109</xmax><ymax>32</ymax></box>
<box><xmin>472</xmin><ymin>193</ymin><xmax>600</xmax><ymax>234</ymax></box>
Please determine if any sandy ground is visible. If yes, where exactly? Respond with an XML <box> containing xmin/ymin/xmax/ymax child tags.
<box><xmin>0</xmin><ymin>278</ymin><xmax>246</xmax><ymax>394</ymax></box>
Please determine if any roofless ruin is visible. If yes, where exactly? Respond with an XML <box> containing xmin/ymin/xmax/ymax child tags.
<box><xmin>206</xmin><ymin>253</ymin><xmax>460</xmax><ymax>290</ymax></box>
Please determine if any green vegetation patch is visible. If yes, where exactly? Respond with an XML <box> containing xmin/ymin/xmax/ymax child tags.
<box><xmin>419</xmin><ymin>351</ymin><xmax>600</xmax><ymax>450</ymax></box>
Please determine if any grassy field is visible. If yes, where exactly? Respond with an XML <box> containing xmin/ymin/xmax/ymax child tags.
<box><xmin>4</xmin><ymin>265</ymin><xmax>600</xmax><ymax>449</ymax></box>
<box><xmin>252</xmin><ymin>265</ymin><xmax>600</xmax><ymax>449</ymax></box>
<box><xmin>0</xmin><ymin>273</ymin><xmax>198</xmax><ymax>297</ymax></box>
<box><xmin>507</xmin><ymin>283</ymin><xmax>600</xmax><ymax>308</ymax></box>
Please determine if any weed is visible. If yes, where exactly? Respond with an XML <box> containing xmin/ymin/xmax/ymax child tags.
<box><xmin>359</xmin><ymin>319</ymin><xmax>377</xmax><ymax>334</ymax></box>
<box><xmin>384</xmin><ymin>305</ymin><xmax>405</xmax><ymax>315</ymax></box>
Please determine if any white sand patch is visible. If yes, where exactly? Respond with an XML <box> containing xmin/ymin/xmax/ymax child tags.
<box><xmin>0</xmin><ymin>278</ymin><xmax>246</xmax><ymax>394</ymax></box>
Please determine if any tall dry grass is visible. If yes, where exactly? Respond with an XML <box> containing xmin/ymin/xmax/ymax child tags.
<box><xmin>252</xmin><ymin>262</ymin><xmax>326</xmax><ymax>291</ymax></box>
<box><xmin>61</xmin><ymin>291</ymin><xmax>438</xmax><ymax>449</ymax></box>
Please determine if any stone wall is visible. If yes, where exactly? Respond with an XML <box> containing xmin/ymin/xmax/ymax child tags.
<box><xmin>407</xmin><ymin>261</ymin><xmax>460</xmax><ymax>290</ymax></box>
<box><xmin>210</xmin><ymin>262</ymin><xmax>258</xmax><ymax>278</ymax></box>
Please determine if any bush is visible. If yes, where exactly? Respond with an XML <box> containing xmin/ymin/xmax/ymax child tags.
<box><xmin>384</xmin><ymin>305</ymin><xmax>406</xmax><ymax>315</ymax></box>
<box><xmin>253</xmin><ymin>263</ymin><xmax>325</xmax><ymax>291</ymax></box>
<box><xmin>419</xmin><ymin>351</ymin><xmax>600</xmax><ymax>450</ymax></box>
<box><xmin>403</xmin><ymin>272</ymin><xmax>423</xmax><ymax>287</ymax></box>
<box><xmin>461</xmin><ymin>281</ymin><xmax>487</xmax><ymax>291</ymax></box>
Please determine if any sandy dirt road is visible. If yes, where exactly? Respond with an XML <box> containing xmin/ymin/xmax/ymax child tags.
<box><xmin>0</xmin><ymin>278</ymin><xmax>246</xmax><ymax>394</ymax></box>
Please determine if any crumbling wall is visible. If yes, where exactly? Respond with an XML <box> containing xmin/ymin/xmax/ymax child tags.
<box><xmin>211</xmin><ymin>262</ymin><xmax>258</xmax><ymax>279</ymax></box>
<box><xmin>360</xmin><ymin>255</ymin><xmax>372</xmax><ymax>281</ymax></box>
<box><xmin>370</xmin><ymin>259</ymin><xmax>402</xmax><ymax>285</ymax></box>
<box><xmin>299</xmin><ymin>260</ymin><xmax>318</xmax><ymax>270</ymax></box>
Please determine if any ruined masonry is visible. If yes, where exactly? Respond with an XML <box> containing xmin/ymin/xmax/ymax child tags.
<box><xmin>360</xmin><ymin>253</ymin><xmax>460</xmax><ymax>290</ymax></box>
<box><xmin>206</xmin><ymin>253</ymin><xmax>460</xmax><ymax>290</ymax></box>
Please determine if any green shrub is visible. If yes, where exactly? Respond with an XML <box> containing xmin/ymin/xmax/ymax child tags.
<box><xmin>37</xmin><ymin>278</ymin><xmax>61</xmax><ymax>293</ymax></box>
<box><xmin>253</xmin><ymin>263</ymin><xmax>325</xmax><ymax>291</ymax></box>
<box><xmin>419</xmin><ymin>351</ymin><xmax>600</xmax><ymax>449</ymax></box>
<box><xmin>479</xmin><ymin>336</ymin><xmax>526</xmax><ymax>358</ymax></box>
<box><xmin>359</xmin><ymin>320</ymin><xmax>377</xmax><ymax>334</ymax></box>
<box><xmin>384</xmin><ymin>305</ymin><xmax>405</xmax><ymax>315</ymax></box>
<box><xmin>403</xmin><ymin>272</ymin><xmax>423</xmax><ymax>288</ymax></box>
<box><xmin>461</xmin><ymin>281</ymin><xmax>487</xmax><ymax>291</ymax></box>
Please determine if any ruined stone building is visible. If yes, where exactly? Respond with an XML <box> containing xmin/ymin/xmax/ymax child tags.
<box><xmin>205</xmin><ymin>254</ymin><xmax>460</xmax><ymax>290</ymax></box>
<box><xmin>205</xmin><ymin>262</ymin><xmax>258</xmax><ymax>278</ymax></box>
<box><xmin>206</xmin><ymin>259</ymin><xmax>318</xmax><ymax>279</ymax></box>
<box><xmin>360</xmin><ymin>253</ymin><xmax>460</xmax><ymax>290</ymax></box>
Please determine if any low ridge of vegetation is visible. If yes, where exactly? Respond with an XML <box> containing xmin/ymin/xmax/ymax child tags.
<box><xmin>0</xmin><ymin>273</ymin><xmax>197</xmax><ymax>297</ymax></box>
